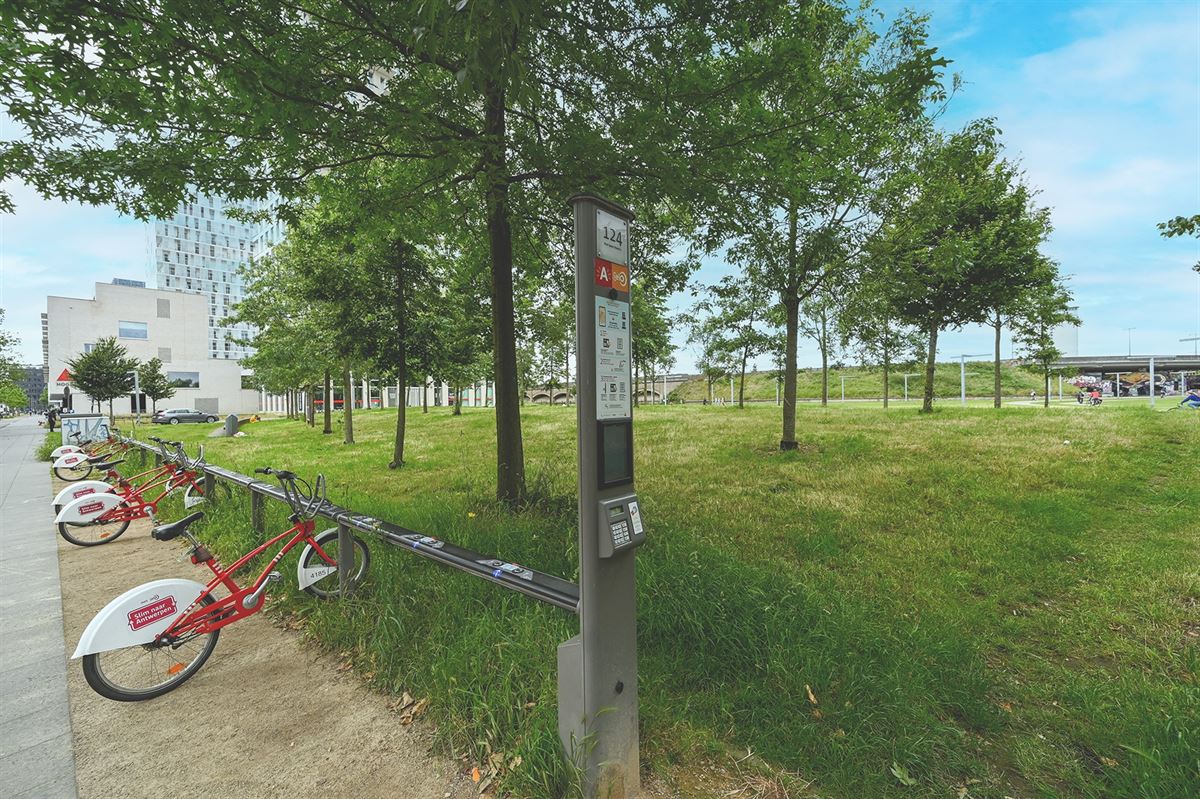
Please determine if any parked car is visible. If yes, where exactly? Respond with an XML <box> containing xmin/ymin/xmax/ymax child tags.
<box><xmin>152</xmin><ymin>408</ymin><xmax>219</xmax><ymax>424</ymax></box>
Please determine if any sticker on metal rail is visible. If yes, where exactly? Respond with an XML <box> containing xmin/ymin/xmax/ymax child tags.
<box><xmin>477</xmin><ymin>559</ymin><xmax>534</xmax><ymax>581</ymax></box>
<box><xmin>400</xmin><ymin>534</ymin><xmax>445</xmax><ymax>550</ymax></box>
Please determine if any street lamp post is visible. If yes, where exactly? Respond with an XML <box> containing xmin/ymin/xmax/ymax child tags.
<box><xmin>959</xmin><ymin>354</ymin><xmax>989</xmax><ymax>406</ymax></box>
<box><xmin>1124</xmin><ymin>327</ymin><xmax>1136</xmax><ymax>357</ymax></box>
<box><xmin>1182</xmin><ymin>335</ymin><xmax>1199</xmax><ymax>356</ymax></box>
<box><xmin>902</xmin><ymin>373</ymin><xmax>920</xmax><ymax>402</ymax></box>
<box><xmin>840</xmin><ymin>375</ymin><xmax>846</xmax><ymax>402</ymax></box>
<box><xmin>129</xmin><ymin>369</ymin><xmax>141</xmax><ymax>427</ymax></box>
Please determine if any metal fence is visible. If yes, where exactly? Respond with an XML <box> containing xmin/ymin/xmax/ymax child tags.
<box><xmin>128</xmin><ymin>439</ymin><xmax>580</xmax><ymax>612</ymax></box>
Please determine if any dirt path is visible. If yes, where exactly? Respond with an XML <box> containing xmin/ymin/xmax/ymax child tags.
<box><xmin>56</xmin><ymin>506</ymin><xmax>474</xmax><ymax>799</ymax></box>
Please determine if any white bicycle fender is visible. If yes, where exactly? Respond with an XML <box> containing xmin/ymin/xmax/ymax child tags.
<box><xmin>52</xmin><ymin>481</ymin><xmax>114</xmax><ymax>509</ymax></box>
<box><xmin>72</xmin><ymin>578</ymin><xmax>208</xmax><ymax>658</ymax></box>
<box><xmin>53</xmin><ymin>452</ymin><xmax>89</xmax><ymax>469</ymax></box>
<box><xmin>183</xmin><ymin>482</ymin><xmax>205</xmax><ymax>509</ymax></box>
<box><xmin>56</xmin><ymin>491</ymin><xmax>124</xmax><ymax>524</ymax></box>
<box><xmin>297</xmin><ymin>528</ymin><xmax>340</xmax><ymax>590</ymax></box>
<box><xmin>51</xmin><ymin>445</ymin><xmax>84</xmax><ymax>458</ymax></box>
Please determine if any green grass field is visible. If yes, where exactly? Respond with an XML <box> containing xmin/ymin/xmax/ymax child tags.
<box><xmin>673</xmin><ymin>361</ymin><xmax>1059</xmax><ymax>403</ymax></box>
<box><xmin>101</xmin><ymin>402</ymin><xmax>1197</xmax><ymax>798</ymax></box>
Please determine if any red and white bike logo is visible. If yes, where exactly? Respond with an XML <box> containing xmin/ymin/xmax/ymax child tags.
<box><xmin>72</xmin><ymin>488</ymin><xmax>97</xmax><ymax>500</ymax></box>
<box><xmin>77</xmin><ymin>500</ymin><xmax>106</xmax><ymax>515</ymax></box>
<box><xmin>127</xmin><ymin>597</ymin><xmax>178</xmax><ymax>631</ymax></box>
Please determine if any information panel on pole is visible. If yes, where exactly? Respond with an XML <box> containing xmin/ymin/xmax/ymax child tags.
<box><xmin>559</xmin><ymin>194</ymin><xmax>643</xmax><ymax>799</ymax></box>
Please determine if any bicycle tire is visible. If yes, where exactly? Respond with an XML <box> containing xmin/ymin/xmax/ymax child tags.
<box><xmin>54</xmin><ymin>462</ymin><xmax>94</xmax><ymax>482</ymax></box>
<box><xmin>58</xmin><ymin>504</ymin><xmax>132</xmax><ymax>546</ymax></box>
<box><xmin>301</xmin><ymin>529</ymin><xmax>371</xmax><ymax>599</ymax></box>
<box><xmin>82</xmin><ymin>594</ymin><xmax>221</xmax><ymax>701</ymax></box>
<box><xmin>184</xmin><ymin>480</ymin><xmax>232</xmax><ymax>506</ymax></box>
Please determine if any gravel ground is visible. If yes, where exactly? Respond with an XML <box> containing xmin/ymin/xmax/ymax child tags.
<box><xmin>56</xmin><ymin>510</ymin><xmax>475</xmax><ymax>799</ymax></box>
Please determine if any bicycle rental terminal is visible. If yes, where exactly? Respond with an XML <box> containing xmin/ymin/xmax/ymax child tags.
<box><xmin>48</xmin><ymin>192</ymin><xmax>646</xmax><ymax>799</ymax></box>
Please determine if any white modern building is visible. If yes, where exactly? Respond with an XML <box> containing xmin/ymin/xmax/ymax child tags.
<box><xmin>45</xmin><ymin>281</ymin><xmax>261</xmax><ymax>415</ymax></box>
<box><xmin>147</xmin><ymin>194</ymin><xmax>279</xmax><ymax>360</ymax></box>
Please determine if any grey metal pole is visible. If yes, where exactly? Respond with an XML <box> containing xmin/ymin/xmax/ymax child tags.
<box><xmin>130</xmin><ymin>369</ymin><xmax>141</xmax><ymax>426</ymax></box>
<box><xmin>1125</xmin><ymin>327</ymin><xmax>1135</xmax><ymax>357</ymax></box>
<box><xmin>1149</xmin><ymin>357</ymin><xmax>1156</xmax><ymax>408</ymax></box>
<box><xmin>251</xmin><ymin>491</ymin><xmax>264</xmax><ymax>535</ymax></box>
<box><xmin>729</xmin><ymin>376</ymin><xmax>734</xmax><ymax>404</ymax></box>
<box><xmin>1058</xmin><ymin>374</ymin><xmax>1063</xmax><ymax>401</ymax></box>
<box><xmin>560</xmin><ymin>194</ymin><xmax>640</xmax><ymax>799</ymax></box>
<box><xmin>337</xmin><ymin>522</ymin><xmax>353</xmax><ymax>596</ymax></box>
<box><xmin>960</xmin><ymin>355</ymin><xmax>967</xmax><ymax>406</ymax></box>
<box><xmin>904</xmin><ymin>374</ymin><xmax>908</xmax><ymax>402</ymax></box>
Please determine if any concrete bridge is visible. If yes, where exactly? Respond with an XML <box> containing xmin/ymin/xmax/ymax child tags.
<box><xmin>526</xmin><ymin>373</ymin><xmax>699</xmax><ymax>404</ymax></box>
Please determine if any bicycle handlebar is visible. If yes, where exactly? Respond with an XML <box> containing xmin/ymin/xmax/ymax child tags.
<box><xmin>254</xmin><ymin>467</ymin><xmax>325</xmax><ymax>517</ymax></box>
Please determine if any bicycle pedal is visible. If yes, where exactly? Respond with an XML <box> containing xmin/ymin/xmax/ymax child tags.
<box><xmin>266</xmin><ymin>571</ymin><xmax>282</xmax><ymax>583</ymax></box>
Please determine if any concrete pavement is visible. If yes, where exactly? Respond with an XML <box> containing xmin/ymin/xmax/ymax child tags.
<box><xmin>0</xmin><ymin>416</ymin><xmax>78</xmax><ymax>798</ymax></box>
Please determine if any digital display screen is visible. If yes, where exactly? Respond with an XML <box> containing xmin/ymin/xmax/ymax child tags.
<box><xmin>608</xmin><ymin>505</ymin><xmax>625</xmax><ymax>520</ymax></box>
<box><xmin>600</xmin><ymin>420</ymin><xmax>633</xmax><ymax>487</ymax></box>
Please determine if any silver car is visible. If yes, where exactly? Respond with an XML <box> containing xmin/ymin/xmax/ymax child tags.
<box><xmin>152</xmin><ymin>408</ymin><xmax>218</xmax><ymax>424</ymax></box>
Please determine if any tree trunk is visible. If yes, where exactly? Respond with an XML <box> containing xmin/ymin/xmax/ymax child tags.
<box><xmin>484</xmin><ymin>81</ymin><xmax>525</xmax><ymax>505</ymax></box>
<box><xmin>882</xmin><ymin>349</ymin><xmax>890</xmax><ymax>409</ymax></box>
<box><xmin>922</xmin><ymin>323</ymin><xmax>939</xmax><ymax>413</ymax></box>
<box><xmin>323</xmin><ymin>369</ymin><xmax>332</xmax><ymax>434</ymax></box>
<box><xmin>738</xmin><ymin>347</ymin><xmax>749</xmax><ymax>408</ymax></box>
<box><xmin>1044</xmin><ymin>368</ymin><xmax>1050</xmax><ymax>408</ymax></box>
<box><xmin>107</xmin><ymin>398</ymin><xmax>114</xmax><ymax>427</ymax></box>
<box><xmin>422</xmin><ymin>377</ymin><xmax>428</xmax><ymax>414</ymax></box>
<box><xmin>633</xmin><ymin>362</ymin><xmax>640</xmax><ymax>407</ymax></box>
<box><xmin>993</xmin><ymin>309</ymin><xmax>1003</xmax><ymax>408</ymax></box>
<box><xmin>391</xmin><ymin>262</ymin><xmax>407</xmax><ymax>469</ymax></box>
<box><xmin>780</xmin><ymin>206</ymin><xmax>800</xmax><ymax>449</ymax></box>
<box><xmin>342</xmin><ymin>364</ymin><xmax>355</xmax><ymax>444</ymax></box>
<box><xmin>820</xmin><ymin>308</ymin><xmax>829</xmax><ymax>407</ymax></box>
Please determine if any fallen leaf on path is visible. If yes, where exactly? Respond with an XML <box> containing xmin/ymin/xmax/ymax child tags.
<box><xmin>805</xmin><ymin>684</ymin><xmax>818</xmax><ymax>705</ymax></box>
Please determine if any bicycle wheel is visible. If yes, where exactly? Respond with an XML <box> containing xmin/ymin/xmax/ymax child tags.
<box><xmin>58</xmin><ymin>504</ymin><xmax>132</xmax><ymax>546</ymax></box>
<box><xmin>54</xmin><ymin>462</ymin><xmax>94</xmax><ymax>482</ymax></box>
<box><xmin>300</xmin><ymin>529</ymin><xmax>370</xmax><ymax>599</ymax></box>
<box><xmin>82</xmin><ymin>595</ymin><xmax>221</xmax><ymax>701</ymax></box>
<box><xmin>184</xmin><ymin>479</ymin><xmax>232</xmax><ymax>506</ymax></box>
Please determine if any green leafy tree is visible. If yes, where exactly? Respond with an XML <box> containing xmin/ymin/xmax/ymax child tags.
<box><xmin>631</xmin><ymin>285</ymin><xmax>674</xmax><ymax>406</ymax></box>
<box><xmin>66</xmin><ymin>337</ymin><xmax>137</xmax><ymax>425</ymax></box>
<box><xmin>137</xmin><ymin>357</ymin><xmax>175</xmax><ymax>412</ymax></box>
<box><xmin>690</xmin><ymin>277</ymin><xmax>777</xmax><ymax>409</ymax></box>
<box><xmin>1157</xmin><ymin>214</ymin><xmax>1200</xmax><ymax>272</ymax></box>
<box><xmin>1</xmin><ymin>0</ymin><xmax>779</xmax><ymax>505</ymax></box>
<box><xmin>0</xmin><ymin>383</ymin><xmax>27</xmax><ymax>408</ymax></box>
<box><xmin>694</xmin><ymin>7</ymin><xmax>945</xmax><ymax>446</ymax></box>
<box><xmin>1012</xmin><ymin>270</ymin><xmax>1079</xmax><ymax>408</ymax></box>
<box><xmin>881</xmin><ymin>120</ymin><xmax>1052</xmax><ymax>413</ymax></box>
<box><xmin>838</xmin><ymin>268</ymin><xmax>924</xmax><ymax>408</ymax></box>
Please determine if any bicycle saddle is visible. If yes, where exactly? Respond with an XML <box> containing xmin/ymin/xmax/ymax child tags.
<box><xmin>151</xmin><ymin>511</ymin><xmax>205</xmax><ymax>542</ymax></box>
<box><xmin>92</xmin><ymin>458</ymin><xmax>125</xmax><ymax>470</ymax></box>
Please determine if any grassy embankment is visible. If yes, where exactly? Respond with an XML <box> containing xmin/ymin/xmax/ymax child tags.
<box><xmin>672</xmin><ymin>361</ymin><xmax>1053</xmax><ymax>403</ymax></box>
<box><xmin>106</xmin><ymin>403</ymin><xmax>1197</xmax><ymax>798</ymax></box>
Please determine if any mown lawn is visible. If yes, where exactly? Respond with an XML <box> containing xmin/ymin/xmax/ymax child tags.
<box><xmin>120</xmin><ymin>402</ymin><xmax>1197</xmax><ymax>798</ymax></box>
<box><xmin>673</xmin><ymin>361</ymin><xmax>1057</xmax><ymax>402</ymax></box>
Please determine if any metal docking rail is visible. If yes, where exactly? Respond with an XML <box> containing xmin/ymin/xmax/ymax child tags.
<box><xmin>128</xmin><ymin>439</ymin><xmax>581</xmax><ymax>613</ymax></box>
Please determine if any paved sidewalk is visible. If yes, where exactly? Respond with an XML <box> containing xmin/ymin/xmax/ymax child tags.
<box><xmin>0</xmin><ymin>417</ymin><xmax>78</xmax><ymax>798</ymax></box>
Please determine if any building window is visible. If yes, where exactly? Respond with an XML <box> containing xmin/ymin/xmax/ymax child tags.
<box><xmin>158</xmin><ymin>347</ymin><xmax>172</xmax><ymax>363</ymax></box>
<box><xmin>168</xmin><ymin>371</ymin><xmax>200</xmax><ymax>388</ymax></box>
<box><xmin>118</xmin><ymin>321</ymin><xmax>148</xmax><ymax>340</ymax></box>
<box><xmin>157</xmin><ymin>299</ymin><xmax>171</xmax><ymax>318</ymax></box>
<box><xmin>83</xmin><ymin>342</ymin><xmax>95</xmax><ymax>353</ymax></box>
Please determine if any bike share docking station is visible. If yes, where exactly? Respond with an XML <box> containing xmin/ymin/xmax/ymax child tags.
<box><xmin>112</xmin><ymin>194</ymin><xmax>644</xmax><ymax>796</ymax></box>
<box><xmin>557</xmin><ymin>194</ymin><xmax>646</xmax><ymax>798</ymax></box>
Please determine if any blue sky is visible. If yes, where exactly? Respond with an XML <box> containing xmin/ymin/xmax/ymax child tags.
<box><xmin>2</xmin><ymin>0</ymin><xmax>1198</xmax><ymax>370</ymax></box>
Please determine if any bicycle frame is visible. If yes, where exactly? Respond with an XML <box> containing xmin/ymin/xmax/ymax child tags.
<box><xmin>162</xmin><ymin>518</ymin><xmax>337</xmax><ymax>640</ymax></box>
<box><xmin>91</xmin><ymin>464</ymin><xmax>202</xmax><ymax>523</ymax></box>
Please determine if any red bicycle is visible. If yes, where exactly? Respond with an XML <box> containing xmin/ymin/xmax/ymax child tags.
<box><xmin>51</xmin><ymin>428</ymin><xmax>133</xmax><ymax>481</ymax></box>
<box><xmin>51</xmin><ymin>436</ymin><xmax>196</xmax><ymax>514</ymax></box>
<box><xmin>73</xmin><ymin>468</ymin><xmax>370</xmax><ymax>701</ymax></box>
<box><xmin>54</xmin><ymin>440</ymin><xmax>226</xmax><ymax>546</ymax></box>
